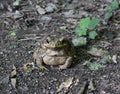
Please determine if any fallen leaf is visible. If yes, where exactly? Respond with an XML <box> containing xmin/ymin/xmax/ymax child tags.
<box><xmin>99</xmin><ymin>55</ymin><xmax>111</xmax><ymax>64</ymax></box>
<box><xmin>112</xmin><ymin>55</ymin><xmax>117</xmax><ymax>63</ymax></box>
<box><xmin>11</xmin><ymin>65</ymin><xmax>16</xmax><ymax>77</ymax></box>
<box><xmin>10</xmin><ymin>65</ymin><xmax>17</xmax><ymax>88</ymax></box>
<box><xmin>13</xmin><ymin>0</ymin><xmax>20</xmax><ymax>6</ymax></box>
<box><xmin>88</xmin><ymin>80</ymin><xmax>95</xmax><ymax>91</ymax></box>
<box><xmin>11</xmin><ymin>78</ymin><xmax>16</xmax><ymax>88</ymax></box>
<box><xmin>74</xmin><ymin>79</ymin><xmax>79</xmax><ymax>86</ymax></box>
<box><xmin>87</xmin><ymin>47</ymin><xmax>109</xmax><ymax>57</ymax></box>
<box><xmin>57</xmin><ymin>77</ymin><xmax>73</xmax><ymax>93</ymax></box>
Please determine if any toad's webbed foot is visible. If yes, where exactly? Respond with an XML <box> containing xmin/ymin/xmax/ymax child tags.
<box><xmin>34</xmin><ymin>57</ymin><xmax>48</xmax><ymax>71</ymax></box>
<box><xmin>38</xmin><ymin>65</ymin><xmax>48</xmax><ymax>71</ymax></box>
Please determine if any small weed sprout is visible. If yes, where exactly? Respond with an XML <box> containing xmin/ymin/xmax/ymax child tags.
<box><xmin>105</xmin><ymin>0</ymin><xmax>119</xmax><ymax>19</ymax></box>
<box><xmin>72</xmin><ymin>17</ymin><xmax>100</xmax><ymax>46</ymax></box>
<box><xmin>72</xmin><ymin>0</ymin><xmax>119</xmax><ymax>46</ymax></box>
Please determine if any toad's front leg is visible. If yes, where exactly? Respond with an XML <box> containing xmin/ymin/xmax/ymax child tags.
<box><xmin>34</xmin><ymin>56</ymin><xmax>47</xmax><ymax>70</ymax></box>
<box><xmin>59</xmin><ymin>57</ymin><xmax>72</xmax><ymax>70</ymax></box>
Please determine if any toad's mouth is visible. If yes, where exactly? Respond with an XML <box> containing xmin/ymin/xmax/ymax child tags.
<box><xmin>43</xmin><ymin>43</ymin><xmax>67</xmax><ymax>49</ymax></box>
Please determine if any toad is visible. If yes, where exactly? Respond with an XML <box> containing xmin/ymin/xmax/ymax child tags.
<box><xmin>33</xmin><ymin>36</ymin><xmax>75</xmax><ymax>70</ymax></box>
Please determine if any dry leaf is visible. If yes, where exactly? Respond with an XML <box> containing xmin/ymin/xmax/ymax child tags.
<box><xmin>11</xmin><ymin>78</ymin><xmax>16</xmax><ymax>88</ymax></box>
<box><xmin>13</xmin><ymin>0</ymin><xmax>20</xmax><ymax>6</ymax></box>
<box><xmin>10</xmin><ymin>65</ymin><xmax>17</xmax><ymax>88</ymax></box>
<box><xmin>112</xmin><ymin>55</ymin><xmax>117</xmax><ymax>63</ymax></box>
<box><xmin>87</xmin><ymin>47</ymin><xmax>109</xmax><ymax>57</ymax></box>
<box><xmin>88</xmin><ymin>80</ymin><xmax>95</xmax><ymax>91</ymax></box>
<box><xmin>57</xmin><ymin>77</ymin><xmax>73</xmax><ymax>92</ymax></box>
<box><xmin>11</xmin><ymin>65</ymin><xmax>16</xmax><ymax>78</ymax></box>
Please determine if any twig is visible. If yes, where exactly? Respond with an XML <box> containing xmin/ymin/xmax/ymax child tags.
<box><xmin>18</xmin><ymin>36</ymin><xmax>41</xmax><ymax>41</ymax></box>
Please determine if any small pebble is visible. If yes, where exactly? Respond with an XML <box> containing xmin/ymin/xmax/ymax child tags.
<box><xmin>36</xmin><ymin>5</ymin><xmax>46</xmax><ymax>15</ymax></box>
<box><xmin>41</xmin><ymin>16</ymin><xmax>52</xmax><ymax>21</ymax></box>
<box><xmin>45</xmin><ymin>3</ymin><xmax>57</xmax><ymax>13</ymax></box>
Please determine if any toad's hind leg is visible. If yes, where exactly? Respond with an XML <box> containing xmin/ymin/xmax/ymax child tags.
<box><xmin>59</xmin><ymin>57</ymin><xmax>72</xmax><ymax>69</ymax></box>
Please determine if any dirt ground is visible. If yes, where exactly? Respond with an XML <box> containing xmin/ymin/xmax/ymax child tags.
<box><xmin>0</xmin><ymin>0</ymin><xmax>120</xmax><ymax>94</ymax></box>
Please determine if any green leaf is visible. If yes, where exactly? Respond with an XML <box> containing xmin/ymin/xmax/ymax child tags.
<box><xmin>111</xmin><ymin>0</ymin><xmax>119</xmax><ymax>10</ymax></box>
<box><xmin>88</xmin><ymin>63</ymin><xmax>105</xmax><ymax>70</ymax></box>
<box><xmin>89</xmin><ymin>31</ymin><xmax>98</xmax><ymax>39</ymax></box>
<box><xmin>75</xmin><ymin>27</ymin><xmax>87</xmax><ymax>36</ymax></box>
<box><xmin>100</xmin><ymin>55</ymin><xmax>111</xmax><ymax>64</ymax></box>
<box><xmin>72</xmin><ymin>37</ymin><xmax>87</xmax><ymax>46</ymax></box>
<box><xmin>82</xmin><ymin>61</ymin><xmax>90</xmax><ymax>66</ymax></box>
<box><xmin>103</xmin><ymin>30</ymin><xmax>115</xmax><ymax>40</ymax></box>
<box><xmin>83</xmin><ymin>61</ymin><xmax>105</xmax><ymax>70</ymax></box>
<box><xmin>105</xmin><ymin>5</ymin><xmax>112</xmax><ymax>11</ymax></box>
<box><xmin>88</xmin><ymin>18</ymin><xmax>100</xmax><ymax>30</ymax></box>
<box><xmin>105</xmin><ymin>12</ymin><xmax>113</xmax><ymax>19</ymax></box>
<box><xmin>80</xmin><ymin>17</ymin><xmax>91</xmax><ymax>29</ymax></box>
<box><xmin>8</xmin><ymin>30</ymin><xmax>16</xmax><ymax>35</ymax></box>
<box><xmin>105</xmin><ymin>0</ymin><xmax>119</xmax><ymax>11</ymax></box>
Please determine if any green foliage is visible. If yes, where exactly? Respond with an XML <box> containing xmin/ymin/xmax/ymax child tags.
<box><xmin>8</xmin><ymin>30</ymin><xmax>16</xmax><ymax>36</ymax></box>
<box><xmin>79</xmin><ymin>17</ymin><xmax>100</xmax><ymax>30</ymax></box>
<box><xmin>73</xmin><ymin>17</ymin><xmax>100</xmax><ymax>46</ymax></box>
<box><xmin>80</xmin><ymin>17</ymin><xmax>90</xmax><ymax>29</ymax></box>
<box><xmin>88</xmin><ymin>18</ymin><xmax>100</xmax><ymax>30</ymax></box>
<box><xmin>83</xmin><ymin>61</ymin><xmax>105</xmax><ymax>70</ymax></box>
<box><xmin>103</xmin><ymin>30</ymin><xmax>116</xmax><ymax>40</ymax></box>
<box><xmin>72</xmin><ymin>37</ymin><xmax>87</xmax><ymax>46</ymax></box>
<box><xmin>105</xmin><ymin>0</ymin><xmax>119</xmax><ymax>19</ymax></box>
<box><xmin>88</xmin><ymin>31</ymin><xmax>98</xmax><ymax>39</ymax></box>
<box><xmin>105</xmin><ymin>0</ymin><xmax>119</xmax><ymax>11</ymax></box>
<box><xmin>88</xmin><ymin>63</ymin><xmax>105</xmax><ymax>70</ymax></box>
<box><xmin>75</xmin><ymin>17</ymin><xmax>100</xmax><ymax>43</ymax></box>
<box><xmin>105</xmin><ymin>6</ymin><xmax>113</xmax><ymax>11</ymax></box>
<box><xmin>75</xmin><ymin>27</ymin><xmax>87</xmax><ymax>36</ymax></box>
<box><xmin>111</xmin><ymin>0</ymin><xmax>119</xmax><ymax>10</ymax></box>
<box><xmin>73</xmin><ymin>0</ymin><xmax>119</xmax><ymax>46</ymax></box>
<box><xmin>105</xmin><ymin>12</ymin><xmax>113</xmax><ymax>19</ymax></box>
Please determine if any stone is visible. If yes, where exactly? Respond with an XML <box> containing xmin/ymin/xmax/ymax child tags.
<box><xmin>45</xmin><ymin>3</ymin><xmax>57</xmax><ymax>13</ymax></box>
<box><xmin>36</xmin><ymin>5</ymin><xmax>46</xmax><ymax>15</ymax></box>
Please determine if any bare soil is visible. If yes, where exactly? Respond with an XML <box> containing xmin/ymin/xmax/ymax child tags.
<box><xmin>0</xmin><ymin>0</ymin><xmax>120</xmax><ymax>94</ymax></box>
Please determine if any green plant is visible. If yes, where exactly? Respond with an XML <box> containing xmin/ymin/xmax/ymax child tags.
<box><xmin>72</xmin><ymin>17</ymin><xmax>100</xmax><ymax>46</ymax></box>
<box><xmin>83</xmin><ymin>61</ymin><xmax>106</xmax><ymax>70</ymax></box>
<box><xmin>72</xmin><ymin>0</ymin><xmax>119</xmax><ymax>46</ymax></box>
<box><xmin>72</xmin><ymin>37</ymin><xmax>87</xmax><ymax>46</ymax></box>
<box><xmin>76</xmin><ymin>17</ymin><xmax>100</xmax><ymax>39</ymax></box>
<box><xmin>8</xmin><ymin>30</ymin><xmax>16</xmax><ymax>36</ymax></box>
<box><xmin>105</xmin><ymin>0</ymin><xmax>119</xmax><ymax>19</ymax></box>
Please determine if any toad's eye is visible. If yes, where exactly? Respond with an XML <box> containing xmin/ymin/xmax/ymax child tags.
<box><xmin>46</xmin><ymin>39</ymin><xmax>49</xmax><ymax>43</ymax></box>
<box><xmin>61</xmin><ymin>39</ymin><xmax>66</xmax><ymax>44</ymax></box>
